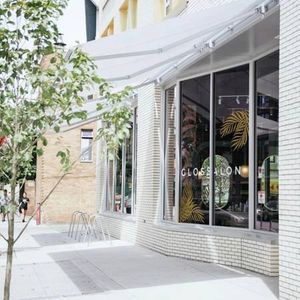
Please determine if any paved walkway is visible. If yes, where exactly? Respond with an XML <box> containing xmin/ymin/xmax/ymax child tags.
<box><xmin>0</xmin><ymin>220</ymin><xmax>278</xmax><ymax>300</ymax></box>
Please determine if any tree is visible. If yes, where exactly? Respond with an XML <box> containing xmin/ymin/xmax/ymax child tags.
<box><xmin>0</xmin><ymin>1</ymin><xmax>132</xmax><ymax>299</ymax></box>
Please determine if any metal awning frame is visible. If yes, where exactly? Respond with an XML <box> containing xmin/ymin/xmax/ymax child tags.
<box><xmin>156</xmin><ymin>0</ymin><xmax>279</xmax><ymax>86</ymax></box>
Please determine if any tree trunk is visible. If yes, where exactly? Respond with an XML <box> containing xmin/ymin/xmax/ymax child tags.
<box><xmin>3</xmin><ymin>157</ymin><xmax>17</xmax><ymax>300</ymax></box>
<box><xmin>3</xmin><ymin>211</ymin><xmax>14</xmax><ymax>300</ymax></box>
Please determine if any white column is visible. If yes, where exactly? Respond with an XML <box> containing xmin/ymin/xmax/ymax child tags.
<box><xmin>279</xmin><ymin>1</ymin><xmax>300</xmax><ymax>299</ymax></box>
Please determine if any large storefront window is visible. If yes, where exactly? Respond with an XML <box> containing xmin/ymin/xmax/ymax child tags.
<box><xmin>114</xmin><ymin>146</ymin><xmax>123</xmax><ymax>212</ymax></box>
<box><xmin>106</xmin><ymin>109</ymin><xmax>137</xmax><ymax>215</ymax></box>
<box><xmin>163</xmin><ymin>50</ymin><xmax>279</xmax><ymax>232</ymax></box>
<box><xmin>112</xmin><ymin>127</ymin><xmax>133</xmax><ymax>214</ymax></box>
<box><xmin>106</xmin><ymin>159</ymin><xmax>114</xmax><ymax>212</ymax></box>
<box><xmin>255</xmin><ymin>51</ymin><xmax>279</xmax><ymax>232</ymax></box>
<box><xmin>124</xmin><ymin>128</ymin><xmax>133</xmax><ymax>214</ymax></box>
<box><xmin>214</xmin><ymin>65</ymin><xmax>249</xmax><ymax>228</ymax></box>
<box><xmin>180</xmin><ymin>75</ymin><xmax>210</xmax><ymax>224</ymax></box>
<box><xmin>133</xmin><ymin>107</ymin><xmax>138</xmax><ymax>211</ymax></box>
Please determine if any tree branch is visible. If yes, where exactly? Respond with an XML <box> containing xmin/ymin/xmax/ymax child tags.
<box><xmin>13</xmin><ymin>172</ymin><xmax>67</xmax><ymax>245</ymax></box>
<box><xmin>13</xmin><ymin>141</ymin><xmax>95</xmax><ymax>244</ymax></box>
<box><xmin>0</xmin><ymin>233</ymin><xmax>8</xmax><ymax>243</ymax></box>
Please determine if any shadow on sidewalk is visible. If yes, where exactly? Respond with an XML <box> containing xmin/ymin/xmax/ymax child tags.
<box><xmin>47</xmin><ymin>244</ymin><xmax>278</xmax><ymax>299</ymax></box>
<box><xmin>31</xmin><ymin>231</ymin><xmax>109</xmax><ymax>247</ymax></box>
<box><xmin>31</xmin><ymin>233</ymin><xmax>76</xmax><ymax>247</ymax></box>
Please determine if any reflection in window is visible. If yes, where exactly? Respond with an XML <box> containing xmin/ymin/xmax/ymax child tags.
<box><xmin>255</xmin><ymin>51</ymin><xmax>279</xmax><ymax>232</ymax></box>
<box><xmin>106</xmin><ymin>159</ymin><xmax>114</xmax><ymax>211</ymax></box>
<box><xmin>212</xmin><ymin>155</ymin><xmax>230</xmax><ymax>209</ymax></box>
<box><xmin>114</xmin><ymin>147</ymin><xmax>123</xmax><ymax>212</ymax></box>
<box><xmin>106</xmin><ymin>110</ymin><xmax>137</xmax><ymax>215</ymax></box>
<box><xmin>180</xmin><ymin>75</ymin><xmax>210</xmax><ymax>224</ymax></box>
<box><xmin>124</xmin><ymin>128</ymin><xmax>133</xmax><ymax>214</ymax></box>
<box><xmin>164</xmin><ymin>87</ymin><xmax>176</xmax><ymax>221</ymax></box>
<box><xmin>133</xmin><ymin>108</ymin><xmax>138</xmax><ymax>211</ymax></box>
<box><xmin>113</xmin><ymin>128</ymin><xmax>133</xmax><ymax>214</ymax></box>
<box><xmin>214</xmin><ymin>65</ymin><xmax>249</xmax><ymax>228</ymax></box>
<box><xmin>165</xmin><ymin>51</ymin><xmax>279</xmax><ymax>231</ymax></box>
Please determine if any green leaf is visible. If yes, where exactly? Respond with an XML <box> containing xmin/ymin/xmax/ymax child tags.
<box><xmin>41</xmin><ymin>136</ymin><xmax>48</xmax><ymax>146</ymax></box>
<box><xmin>50</xmin><ymin>57</ymin><xmax>57</xmax><ymax>64</ymax></box>
<box><xmin>36</xmin><ymin>148</ymin><xmax>43</xmax><ymax>156</ymax></box>
<box><xmin>14</xmin><ymin>133</ymin><xmax>23</xmax><ymax>143</ymax></box>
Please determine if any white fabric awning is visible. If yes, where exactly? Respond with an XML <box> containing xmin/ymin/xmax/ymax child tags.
<box><xmin>79</xmin><ymin>0</ymin><xmax>279</xmax><ymax>92</ymax></box>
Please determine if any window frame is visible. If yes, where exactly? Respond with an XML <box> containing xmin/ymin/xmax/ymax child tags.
<box><xmin>161</xmin><ymin>47</ymin><xmax>279</xmax><ymax>234</ymax></box>
<box><xmin>80</xmin><ymin>129</ymin><xmax>93</xmax><ymax>163</ymax></box>
<box><xmin>254</xmin><ymin>50</ymin><xmax>279</xmax><ymax>232</ymax></box>
<box><xmin>105</xmin><ymin>108</ymin><xmax>138</xmax><ymax>215</ymax></box>
<box><xmin>213</xmin><ymin>64</ymin><xmax>250</xmax><ymax>228</ymax></box>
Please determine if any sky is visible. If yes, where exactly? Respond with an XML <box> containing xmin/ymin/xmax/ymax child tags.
<box><xmin>57</xmin><ymin>0</ymin><xmax>88</xmax><ymax>49</ymax></box>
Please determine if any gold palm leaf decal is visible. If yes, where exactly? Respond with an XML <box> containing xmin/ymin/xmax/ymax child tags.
<box><xmin>220</xmin><ymin>111</ymin><xmax>249</xmax><ymax>151</ymax></box>
<box><xmin>180</xmin><ymin>183</ymin><xmax>205</xmax><ymax>223</ymax></box>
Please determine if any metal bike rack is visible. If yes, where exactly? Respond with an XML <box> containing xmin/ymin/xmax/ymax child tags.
<box><xmin>75</xmin><ymin>212</ymin><xmax>90</xmax><ymax>242</ymax></box>
<box><xmin>84</xmin><ymin>214</ymin><xmax>98</xmax><ymax>244</ymax></box>
<box><xmin>68</xmin><ymin>211</ymin><xmax>82</xmax><ymax>238</ymax></box>
<box><xmin>68</xmin><ymin>211</ymin><xmax>111</xmax><ymax>244</ymax></box>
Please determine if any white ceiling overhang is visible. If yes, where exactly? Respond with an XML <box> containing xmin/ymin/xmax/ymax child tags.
<box><xmin>79</xmin><ymin>0</ymin><xmax>279</xmax><ymax>93</ymax></box>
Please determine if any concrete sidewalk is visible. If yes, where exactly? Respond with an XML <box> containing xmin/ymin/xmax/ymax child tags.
<box><xmin>0</xmin><ymin>220</ymin><xmax>278</xmax><ymax>300</ymax></box>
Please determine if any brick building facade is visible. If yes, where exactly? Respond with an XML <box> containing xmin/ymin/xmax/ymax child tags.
<box><xmin>36</xmin><ymin>123</ymin><xmax>98</xmax><ymax>223</ymax></box>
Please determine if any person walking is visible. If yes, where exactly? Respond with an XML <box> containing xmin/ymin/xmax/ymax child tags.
<box><xmin>19</xmin><ymin>192</ymin><xmax>30</xmax><ymax>222</ymax></box>
<box><xmin>0</xmin><ymin>189</ymin><xmax>9</xmax><ymax>222</ymax></box>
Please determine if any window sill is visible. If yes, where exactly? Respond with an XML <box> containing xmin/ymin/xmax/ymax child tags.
<box><xmin>80</xmin><ymin>160</ymin><xmax>93</xmax><ymax>163</ymax></box>
<box><xmin>99</xmin><ymin>211</ymin><xmax>136</xmax><ymax>223</ymax></box>
<box><xmin>154</xmin><ymin>221</ymin><xmax>278</xmax><ymax>245</ymax></box>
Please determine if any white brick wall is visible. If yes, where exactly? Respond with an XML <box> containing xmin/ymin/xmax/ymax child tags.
<box><xmin>279</xmin><ymin>0</ymin><xmax>300</xmax><ymax>299</ymax></box>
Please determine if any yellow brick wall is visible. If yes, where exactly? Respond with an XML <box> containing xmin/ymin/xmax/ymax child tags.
<box><xmin>36</xmin><ymin>122</ymin><xmax>98</xmax><ymax>223</ymax></box>
<box><xmin>24</xmin><ymin>180</ymin><xmax>36</xmax><ymax>216</ymax></box>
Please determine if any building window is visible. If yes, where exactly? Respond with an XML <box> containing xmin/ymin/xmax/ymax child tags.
<box><xmin>129</xmin><ymin>0</ymin><xmax>137</xmax><ymax>29</ymax></box>
<box><xmin>164</xmin><ymin>0</ymin><xmax>187</xmax><ymax>17</ymax></box>
<box><xmin>114</xmin><ymin>146</ymin><xmax>123</xmax><ymax>212</ymax></box>
<box><xmin>165</xmin><ymin>0</ymin><xmax>172</xmax><ymax>15</ymax></box>
<box><xmin>164</xmin><ymin>50</ymin><xmax>279</xmax><ymax>232</ymax></box>
<box><xmin>119</xmin><ymin>0</ymin><xmax>129</xmax><ymax>32</ymax></box>
<box><xmin>106</xmin><ymin>158</ymin><xmax>114</xmax><ymax>211</ymax></box>
<box><xmin>81</xmin><ymin>129</ymin><xmax>93</xmax><ymax>162</ymax></box>
<box><xmin>255</xmin><ymin>51</ymin><xmax>279</xmax><ymax>232</ymax></box>
<box><xmin>124</xmin><ymin>127</ymin><xmax>133</xmax><ymax>213</ymax></box>
<box><xmin>179</xmin><ymin>75</ymin><xmax>210</xmax><ymax>224</ymax></box>
<box><xmin>85</xmin><ymin>0</ymin><xmax>97</xmax><ymax>41</ymax></box>
<box><xmin>132</xmin><ymin>107</ymin><xmax>138</xmax><ymax>210</ymax></box>
<box><xmin>214</xmin><ymin>65</ymin><xmax>249</xmax><ymax>228</ymax></box>
<box><xmin>106</xmin><ymin>109</ymin><xmax>138</xmax><ymax>214</ymax></box>
<box><xmin>101</xmin><ymin>18</ymin><xmax>114</xmax><ymax>37</ymax></box>
<box><xmin>112</xmin><ymin>125</ymin><xmax>134</xmax><ymax>214</ymax></box>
